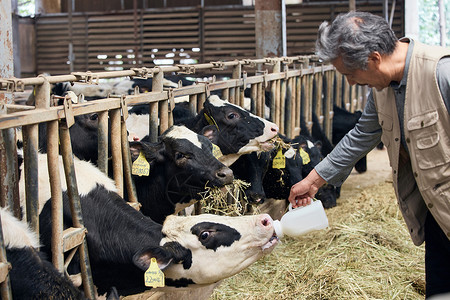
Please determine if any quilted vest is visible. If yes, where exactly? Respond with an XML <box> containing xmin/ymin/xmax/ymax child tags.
<box><xmin>373</xmin><ymin>39</ymin><xmax>450</xmax><ymax>245</ymax></box>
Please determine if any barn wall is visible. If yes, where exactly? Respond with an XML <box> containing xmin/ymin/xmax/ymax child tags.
<box><xmin>33</xmin><ymin>1</ymin><xmax>404</xmax><ymax>75</ymax></box>
<box><xmin>19</xmin><ymin>17</ymin><xmax>36</xmax><ymax>78</ymax></box>
<box><xmin>60</xmin><ymin>0</ymin><xmax>242</xmax><ymax>12</ymax></box>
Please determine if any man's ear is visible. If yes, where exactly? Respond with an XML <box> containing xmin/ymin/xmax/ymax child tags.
<box><xmin>368</xmin><ymin>52</ymin><xmax>382</xmax><ymax>67</ymax></box>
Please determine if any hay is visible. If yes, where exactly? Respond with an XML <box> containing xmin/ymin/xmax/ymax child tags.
<box><xmin>199</xmin><ymin>179</ymin><xmax>255</xmax><ymax>216</ymax></box>
<box><xmin>210</xmin><ymin>181</ymin><xmax>425</xmax><ymax>299</ymax></box>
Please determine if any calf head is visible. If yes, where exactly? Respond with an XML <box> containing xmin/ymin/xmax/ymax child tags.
<box><xmin>202</xmin><ymin>95</ymin><xmax>279</xmax><ymax>165</ymax></box>
<box><xmin>155</xmin><ymin>213</ymin><xmax>278</xmax><ymax>286</ymax></box>
<box><xmin>130</xmin><ymin>125</ymin><xmax>234</xmax><ymax>222</ymax></box>
<box><xmin>230</xmin><ymin>151</ymin><xmax>270</xmax><ymax>203</ymax></box>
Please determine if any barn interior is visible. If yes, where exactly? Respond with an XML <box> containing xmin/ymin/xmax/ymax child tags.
<box><xmin>0</xmin><ymin>0</ymin><xmax>426</xmax><ymax>299</ymax></box>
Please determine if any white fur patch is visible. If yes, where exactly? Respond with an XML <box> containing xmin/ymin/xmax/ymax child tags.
<box><xmin>1</xmin><ymin>207</ymin><xmax>40</xmax><ymax>249</ymax></box>
<box><xmin>126</xmin><ymin>114</ymin><xmax>150</xmax><ymax>141</ymax></box>
<box><xmin>307</xmin><ymin>140</ymin><xmax>314</xmax><ymax>149</ymax></box>
<box><xmin>165</xmin><ymin>126</ymin><xmax>202</xmax><ymax>149</ymax></box>
<box><xmin>19</xmin><ymin>153</ymin><xmax>117</xmax><ymax>220</ymax></box>
<box><xmin>207</xmin><ymin>95</ymin><xmax>227</xmax><ymax>107</ymax></box>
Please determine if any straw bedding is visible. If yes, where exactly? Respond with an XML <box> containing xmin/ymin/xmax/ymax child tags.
<box><xmin>210</xmin><ymin>180</ymin><xmax>425</xmax><ymax>299</ymax></box>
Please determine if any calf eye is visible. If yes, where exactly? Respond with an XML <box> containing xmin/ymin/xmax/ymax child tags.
<box><xmin>90</xmin><ymin>113</ymin><xmax>98</xmax><ymax>121</ymax></box>
<box><xmin>227</xmin><ymin>112</ymin><xmax>239</xmax><ymax>120</ymax></box>
<box><xmin>200</xmin><ymin>231</ymin><xmax>210</xmax><ymax>240</ymax></box>
<box><xmin>175</xmin><ymin>152</ymin><xmax>189</xmax><ymax>160</ymax></box>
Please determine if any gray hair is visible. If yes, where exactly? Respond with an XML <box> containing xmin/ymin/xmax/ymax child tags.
<box><xmin>315</xmin><ymin>11</ymin><xmax>398</xmax><ymax>70</ymax></box>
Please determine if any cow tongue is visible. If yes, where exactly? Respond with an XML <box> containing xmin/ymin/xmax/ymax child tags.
<box><xmin>261</xmin><ymin>234</ymin><xmax>280</xmax><ymax>250</ymax></box>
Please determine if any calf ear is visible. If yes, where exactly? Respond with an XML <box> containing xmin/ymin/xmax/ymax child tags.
<box><xmin>313</xmin><ymin>140</ymin><xmax>323</xmax><ymax>151</ymax></box>
<box><xmin>133</xmin><ymin>247</ymin><xmax>174</xmax><ymax>271</ymax></box>
<box><xmin>129</xmin><ymin>141</ymin><xmax>165</xmax><ymax>163</ymax></box>
<box><xmin>201</xmin><ymin>125</ymin><xmax>219</xmax><ymax>144</ymax></box>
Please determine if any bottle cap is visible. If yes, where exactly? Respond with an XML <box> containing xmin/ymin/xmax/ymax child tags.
<box><xmin>273</xmin><ymin>220</ymin><xmax>284</xmax><ymax>238</ymax></box>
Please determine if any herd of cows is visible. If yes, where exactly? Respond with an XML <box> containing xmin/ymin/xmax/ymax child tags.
<box><xmin>3</xmin><ymin>75</ymin><xmax>367</xmax><ymax>299</ymax></box>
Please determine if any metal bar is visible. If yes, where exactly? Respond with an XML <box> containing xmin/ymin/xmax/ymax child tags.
<box><xmin>198</xmin><ymin>93</ymin><xmax>206</xmax><ymax>113</ymax></box>
<box><xmin>151</xmin><ymin>69</ymin><xmax>163</xmax><ymax>139</ymax></box>
<box><xmin>97</xmin><ymin>111</ymin><xmax>109</xmax><ymax>174</ymax></box>
<box><xmin>59</xmin><ymin>124</ymin><xmax>96</xmax><ymax>299</ymax></box>
<box><xmin>149</xmin><ymin>103</ymin><xmax>158</xmax><ymax>143</ymax></box>
<box><xmin>257</xmin><ymin>82</ymin><xmax>264</xmax><ymax>119</ymax></box>
<box><xmin>47</xmin><ymin>120</ymin><xmax>64</xmax><ymax>272</ymax></box>
<box><xmin>121</xmin><ymin>120</ymin><xmax>139</xmax><ymax>207</ymax></box>
<box><xmin>22</xmin><ymin>125</ymin><xmax>39</xmax><ymax>232</ymax></box>
<box><xmin>251</xmin><ymin>83</ymin><xmax>257</xmax><ymax>115</ymax></box>
<box><xmin>232</xmin><ymin>63</ymin><xmax>241</xmax><ymax>106</ymax></box>
<box><xmin>280</xmin><ymin>71</ymin><xmax>287</xmax><ymax>135</ymax></box>
<box><xmin>335</xmin><ymin>72</ymin><xmax>342</xmax><ymax>108</ymax></box>
<box><xmin>272</xmin><ymin>60</ymin><xmax>281</xmax><ymax>125</ymax></box>
<box><xmin>295</xmin><ymin>76</ymin><xmax>301</xmax><ymax>131</ymax></box>
<box><xmin>110</xmin><ymin>109</ymin><xmax>123</xmax><ymax>197</ymax></box>
<box><xmin>0</xmin><ymin>57</ymin><xmax>333</xmax><ymax>90</ymax></box>
<box><xmin>0</xmin><ymin>127</ymin><xmax>19</xmax><ymax>217</ymax></box>
<box><xmin>285</xmin><ymin>77</ymin><xmax>293</xmax><ymax>138</ymax></box>
<box><xmin>222</xmin><ymin>88</ymin><xmax>229</xmax><ymax>101</ymax></box>
<box><xmin>189</xmin><ymin>94</ymin><xmax>197</xmax><ymax>115</ymax></box>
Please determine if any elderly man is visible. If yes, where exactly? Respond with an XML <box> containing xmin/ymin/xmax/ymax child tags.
<box><xmin>288</xmin><ymin>11</ymin><xmax>450</xmax><ymax>298</ymax></box>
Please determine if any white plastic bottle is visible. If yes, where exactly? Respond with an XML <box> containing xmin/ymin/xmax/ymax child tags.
<box><xmin>273</xmin><ymin>200</ymin><xmax>329</xmax><ymax>238</ymax></box>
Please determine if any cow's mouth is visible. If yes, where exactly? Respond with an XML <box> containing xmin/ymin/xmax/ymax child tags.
<box><xmin>261</xmin><ymin>233</ymin><xmax>279</xmax><ymax>251</ymax></box>
<box><xmin>259</xmin><ymin>141</ymin><xmax>276</xmax><ymax>152</ymax></box>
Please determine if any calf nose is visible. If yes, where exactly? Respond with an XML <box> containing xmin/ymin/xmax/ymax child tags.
<box><xmin>216</xmin><ymin>167</ymin><xmax>234</xmax><ymax>184</ymax></box>
<box><xmin>259</xmin><ymin>214</ymin><xmax>273</xmax><ymax>229</ymax></box>
<box><xmin>271</xmin><ymin>123</ymin><xmax>279</xmax><ymax>134</ymax></box>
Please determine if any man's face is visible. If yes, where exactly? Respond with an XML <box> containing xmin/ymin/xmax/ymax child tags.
<box><xmin>332</xmin><ymin>56</ymin><xmax>389</xmax><ymax>91</ymax></box>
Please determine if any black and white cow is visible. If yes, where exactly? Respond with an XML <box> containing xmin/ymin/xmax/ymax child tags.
<box><xmin>19</xmin><ymin>125</ymin><xmax>233</xmax><ymax>225</ymax></box>
<box><xmin>180</xmin><ymin>95</ymin><xmax>279</xmax><ymax>166</ymax></box>
<box><xmin>263</xmin><ymin>143</ymin><xmax>304</xmax><ymax>201</ymax></box>
<box><xmin>332</xmin><ymin>105</ymin><xmax>367</xmax><ymax>173</ymax></box>
<box><xmin>230</xmin><ymin>151</ymin><xmax>270</xmax><ymax>203</ymax></box>
<box><xmin>292</xmin><ymin>134</ymin><xmax>338</xmax><ymax>209</ymax></box>
<box><xmin>129</xmin><ymin>125</ymin><xmax>234</xmax><ymax>223</ymax></box>
<box><xmin>0</xmin><ymin>207</ymin><xmax>85</xmax><ymax>299</ymax></box>
<box><xmin>36</xmin><ymin>168</ymin><xmax>278</xmax><ymax>297</ymax></box>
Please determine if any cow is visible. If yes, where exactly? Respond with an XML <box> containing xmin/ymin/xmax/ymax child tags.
<box><xmin>18</xmin><ymin>125</ymin><xmax>233</xmax><ymax>224</ymax></box>
<box><xmin>129</xmin><ymin>125</ymin><xmax>234</xmax><ymax>223</ymax></box>
<box><xmin>292</xmin><ymin>134</ymin><xmax>338</xmax><ymax>209</ymax></box>
<box><xmin>229</xmin><ymin>151</ymin><xmax>270</xmax><ymax>203</ymax></box>
<box><xmin>179</xmin><ymin>95</ymin><xmax>279</xmax><ymax>166</ymax></box>
<box><xmin>263</xmin><ymin>143</ymin><xmax>304</xmax><ymax>201</ymax></box>
<box><xmin>36</xmin><ymin>169</ymin><xmax>278</xmax><ymax>297</ymax></box>
<box><xmin>332</xmin><ymin>105</ymin><xmax>367</xmax><ymax>173</ymax></box>
<box><xmin>0</xmin><ymin>207</ymin><xmax>85</xmax><ymax>299</ymax></box>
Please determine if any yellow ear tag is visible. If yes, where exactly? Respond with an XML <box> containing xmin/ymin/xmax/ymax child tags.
<box><xmin>144</xmin><ymin>257</ymin><xmax>165</xmax><ymax>288</ymax></box>
<box><xmin>272</xmin><ymin>147</ymin><xmax>286</xmax><ymax>169</ymax></box>
<box><xmin>203</xmin><ymin>113</ymin><xmax>220</xmax><ymax>131</ymax></box>
<box><xmin>132</xmin><ymin>151</ymin><xmax>150</xmax><ymax>176</ymax></box>
<box><xmin>299</xmin><ymin>148</ymin><xmax>311</xmax><ymax>165</ymax></box>
<box><xmin>212</xmin><ymin>143</ymin><xmax>223</xmax><ymax>159</ymax></box>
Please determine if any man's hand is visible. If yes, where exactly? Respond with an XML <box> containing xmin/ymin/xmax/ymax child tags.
<box><xmin>288</xmin><ymin>169</ymin><xmax>327</xmax><ymax>208</ymax></box>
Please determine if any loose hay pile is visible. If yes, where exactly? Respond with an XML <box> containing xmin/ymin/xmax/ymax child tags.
<box><xmin>210</xmin><ymin>180</ymin><xmax>425</xmax><ymax>299</ymax></box>
<box><xmin>199</xmin><ymin>179</ymin><xmax>254</xmax><ymax>216</ymax></box>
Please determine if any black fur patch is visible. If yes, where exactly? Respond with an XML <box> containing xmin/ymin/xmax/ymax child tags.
<box><xmin>190</xmin><ymin>222</ymin><xmax>241</xmax><ymax>251</ymax></box>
